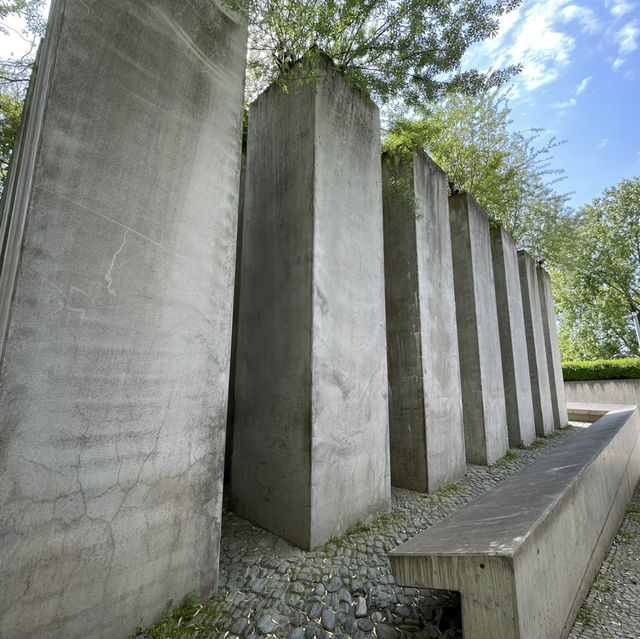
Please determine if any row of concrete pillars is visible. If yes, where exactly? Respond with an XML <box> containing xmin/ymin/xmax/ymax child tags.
<box><xmin>0</xmin><ymin>3</ymin><xmax>565</xmax><ymax>638</ymax></box>
<box><xmin>227</xmin><ymin>57</ymin><xmax>567</xmax><ymax>554</ymax></box>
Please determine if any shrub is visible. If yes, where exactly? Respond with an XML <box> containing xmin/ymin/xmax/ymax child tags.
<box><xmin>562</xmin><ymin>358</ymin><xmax>640</xmax><ymax>381</ymax></box>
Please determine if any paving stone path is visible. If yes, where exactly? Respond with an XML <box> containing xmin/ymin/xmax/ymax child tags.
<box><xmin>133</xmin><ymin>425</ymin><xmax>639</xmax><ymax>638</ymax></box>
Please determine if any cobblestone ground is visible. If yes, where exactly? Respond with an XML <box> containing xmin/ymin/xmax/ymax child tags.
<box><xmin>133</xmin><ymin>425</ymin><xmax>639</xmax><ymax>638</ymax></box>
<box><xmin>568</xmin><ymin>485</ymin><xmax>640</xmax><ymax>639</ymax></box>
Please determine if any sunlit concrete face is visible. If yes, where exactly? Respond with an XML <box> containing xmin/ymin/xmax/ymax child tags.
<box><xmin>0</xmin><ymin>1</ymin><xmax>247</xmax><ymax>637</ymax></box>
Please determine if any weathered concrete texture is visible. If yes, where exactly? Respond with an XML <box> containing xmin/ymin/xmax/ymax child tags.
<box><xmin>518</xmin><ymin>251</ymin><xmax>555</xmax><ymax>435</ymax></box>
<box><xmin>538</xmin><ymin>266</ymin><xmax>569</xmax><ymax>428</ymax></box>
<box><xmin>490</xmin><ymin>228</ymin><xmax>536</xmax><ymax>447</ymax></box>
<box><xmin>390</xmin><ymin>404</ymin><xmax>640</xmax><ymax>639</ymax></box>
<box><xmin>381</xmin><ymin>151</ymin><xmax>465</xmax><ymax>492</ymax></box>
<box><xmin>232</xmin><ymin>57</ymin><xmax>390</xmax><ymax>551</ymax></box>
<box><xmin>449</xmin><ymin>194</ymin><xmax>508</xmax><ymax>465</ymax></box>
<box><xmin>565</xmin><ymin>379</ymin><xmax>640</xmax><ymax>407</ymax></box>
<box><xmin>0</xmin><ymin>2</ymin><xmax>247</xmax><ymax>638</ymax></box>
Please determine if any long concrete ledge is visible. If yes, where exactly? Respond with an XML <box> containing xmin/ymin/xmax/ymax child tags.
<box><xmin>389</xmin><ymin>403</ymin><xmax>640</xmax><ymax>639</ymax></box>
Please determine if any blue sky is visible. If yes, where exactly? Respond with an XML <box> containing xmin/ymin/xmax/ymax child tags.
<box><xmin>1</xmin><ymin>0</ymin><xmax>638</xmax><ymax>211</ymax></box>
<box><xmin>461</xmin><ymin>0</ymin><xmax>640</xmax><ymax>210</ymax></box>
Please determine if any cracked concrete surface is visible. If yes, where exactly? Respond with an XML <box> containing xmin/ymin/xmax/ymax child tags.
<box><xmin>0</xmin><ymin>1</ymin><xmax>246</xmax><ymax>637</ymax></box>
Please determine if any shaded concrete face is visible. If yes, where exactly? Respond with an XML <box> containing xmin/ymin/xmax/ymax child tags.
<box><xmin>565</xmin><ymin>379</ymin><xmax>640</xmax><ymax>407</ymax></box>
<box><xmin>490</xmin><ymin>228</ymin><xmax>536</xmax><ymax>447</ymax></box>
<box><xmin>538</xmin><ymin>266</ymin><xmax>569</xmax><ymax>428</ymax></box>
<box><xmin>232</xmin><ymin>60</ymin><xmax>390</xmax><ymax>550</ymax></box>
<box><xmin>382</xmin><ymin>152</ymin><xmax>465</xmax><ymax>492</ymax></box>
<box><xmin>518</xmin><ymin>251</ymin><xmax>555</xmax><ymax>436</ymax></box>
<box><xmin>0</xmin><ymin>2</ymin><xmax>247</xmax><ymax>638</ymax></box>
<box><xmin>449</xmin><ymin>194</ymin><xmax>508</xmax><ymax>465</ymax></box>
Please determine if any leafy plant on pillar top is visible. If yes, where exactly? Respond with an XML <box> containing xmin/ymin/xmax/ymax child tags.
<box><xmin>382</xmin><ymin>89</ymin><xmax>571</xmax><ymax>256</ymax></box>
<box><xmin>243</xmin><ymin>0</ymin><xmax>523</xmax><ymax>105</ymax></box>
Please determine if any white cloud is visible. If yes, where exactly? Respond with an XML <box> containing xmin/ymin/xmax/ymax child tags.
<box><xmin>576</xmin><ymin>76</ymin><xmax>592</xmax><ymax>94</ymax></box>
<box><xmin>615</xmin><ymin>21</ymin><xmax>639</xmax><ymax>54</ymax></box>
<box><xmin>560</xmin><ymin>5</ymin><xmax>600</xmax><ymax>34</ymax></box>
<box><xmin>608</xmin><ymin>0</ymin><xmax>635</xmax><ymax>17</ymax></box>
<box><xmin>595</xmin><ymin>139</ymin><xmax>609</xmax><ymax>150</ymax></box>
<box><xmin>461</xmin><ymin>0</ymin><xmax>601</xmax><ymax>94</ymax></box>
<box><xmin>613</xmin><ymin>57</ymin><xmax>625</xmax><ymax>69</ymax></box>
<box><xmin>554</xmin><ymin>98</ymin><xmax>577</xmax><ymax>109</ymax></box>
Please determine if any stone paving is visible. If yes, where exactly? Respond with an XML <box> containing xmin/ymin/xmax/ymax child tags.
<box><xmin>568</xmin><ymin>485</ymin><xmax>640</xmax><ymax>639</ymax></box>
<box><xmin>133</xmin><ymin>425</ymin><xmax>639</xmax><ymax>638</ymax></box>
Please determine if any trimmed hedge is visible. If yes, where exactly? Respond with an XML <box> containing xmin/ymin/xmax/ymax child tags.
<box><xmin>562</xmin><ymin>358</ymin><xmax>640</xmax><ymax>382</ymax></box>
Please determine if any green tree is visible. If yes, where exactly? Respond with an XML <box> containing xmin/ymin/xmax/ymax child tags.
<box><xmin>553</xmin><ymin>177</ymin><xmax>640</xmax><ymax>359</ymax></box>
<box><xmin>0</xmin><ymin>0</ymin><xmax>45</xmax><ymax>190</ymax></box>
<box><xmin>245</xmin><ymin>0</ymin><xmax>522</xmax><ymax>104</ymax></box>
<box><xmin>383</xmin><ymin>89</ymin><xmax>570</xmax><ymax>254</ymax></box>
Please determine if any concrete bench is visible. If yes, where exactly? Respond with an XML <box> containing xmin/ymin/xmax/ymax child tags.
<box><xmin>389</xmin><ymin>403</ymin><xmax>640</xmax><ymax>639</ymax></box>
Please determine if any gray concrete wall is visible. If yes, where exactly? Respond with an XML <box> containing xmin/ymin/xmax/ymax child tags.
<box><xmin>382</xmin><ymin>151</ymin><xmax>465</xmax><ymax>492</ymax></box>
<box><xmin>518</xmin><ymin>251</ymin><xmax>555</xmax><ymax>436</ymax></box>
<box><xmin>490</xmin><ymin>228</ymin><xmax>536</xmax><ymax>447</ymax></box>
<box><xmin>565</xmin><ymin>379</ymin><xmax>640</xmax><ymax>406</ymax></box>
<box><xmin>233</xmin><ymin>58</ymin><xmax>390</xmax><ymax>550</ymax></box>
<box><xmin>538</xmin><ymin>266</ymin><xmax>569</xmax><ymax>428</ymax></box>
<box><xmin>449</xmin><ymin>194</ymin><xmax>508</xmax><ymax>465</ymax></box>
<box><xmin>0</xmin><ymin>2</ymin><xmax>247</xmax><ymax>638</ymax></box>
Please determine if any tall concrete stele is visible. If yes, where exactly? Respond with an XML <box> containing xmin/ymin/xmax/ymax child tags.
<box><xmin>518</xmin><ymin>250</ymin><xmax>556</xmax><ymax>435</ymax></box>
<box><xmin>381</xmin><ymin>151</ymin><xmax>465</xmax><ymax>492</ymax></box>
<box><xmin>233</xmin><ymin>55</ymin><xmax>391</xmax><ymax>550</ymax></box>
<box><xmin>490</xmin><ymin>227</ymin><xmax>536</xmax><ymax>447</ymax></box>
<box><xmin>449</xmin><ymin>194</ymin><xmax>509</xmax><ymax>465</ymax></box>
<box><xmin>537</xmin><ymin>266</ymin><xmax>569</xmax><ymax>428</ymax></box>
<box><xmin>0</xmin><ymin>2</ymin><xmax>247</xmax><ymax>638</ymax></box>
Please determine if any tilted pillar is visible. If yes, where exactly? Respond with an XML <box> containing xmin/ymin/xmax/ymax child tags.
<box><xmin>518</xmin><ymin>251</ymin><xmax>555</xmax><ymax>435</ymax></box>
<box><xmin>232</xmin><ymin>56</ymin><xmax>390</xmax><ymax>550</ymax></box>
<box><xmin>382</xmin><ymin>151</ymin><xmax>465</xmax><ymax>491</ymax></box>
<box><xmin>449</xmin><ymin>194</ymin><xmax>509</xmax><ymax>465</ymax></box>
<box><xmin>0</xmin><ymin>2</ymin><xmax>247</xmax><ymax>637</ymax></box>
<box><xmin>490</xmin><ymin>227</ymin><xmax>536</xmax><ymax>447</ymax></box>
<box><xmin>538</xmin><ymin>266</ymin><xmax>569</xmax><ymax>428</ymax></box>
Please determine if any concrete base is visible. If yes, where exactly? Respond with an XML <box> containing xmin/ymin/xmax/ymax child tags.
<box><xmin>490</xmin><ymin>227</ymin><xmax>536</xmax><ymax>447</ymax></box>
<box><xmin>390</xmin><ymin>403</ymin><xmax>640</xmax><ymax>639</ymax></box>
<box><xmin>0</xmin><ymin>2</ymin><xmax>246</xmax><ymax>637</ymax></box>
<box><xmin>538</xmin><ymin>266</ymin><xmax>569</xmax><ymax>428</ymax></box>
<box><xmin>518</xmin><ymin>250</ymin><xmax>555</xmax><ymax>436</ymax></box>
<box><xmin>382</xmin><ymin>151</ymin><xmax>465</xmax><ymax>492</ymax></box>
<box><xmin>449</xmin><ymin>194</ymin><xmax>508</xmax><ymax>465</ymax></box>
<box><xmin>232</xmin><ymin>57</ymin><xmax>390</xmax><ymax>550</ymax></box>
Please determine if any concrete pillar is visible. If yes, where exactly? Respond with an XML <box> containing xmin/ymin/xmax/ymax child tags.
<box><xmin>232</xmin><ymin>56</ymin><xmax>390</xmax><ymax>550</ymax></box>
<box><xmin>518</xmin><ymin>251</ymin><xmax>555</xmax><ymax>435</ymax></box>
<box><xmin>381</xmin><ymin>151</ymin><xmax>465</xmax><ymax>492</ymax></box>
<box><xmin>449</xmin><ymin>194</ymin><xmax>509</xmax><ymax>465</ymax></box>
<box><xmin>538</xmin><ymin>266</ymin><xmax>569</xmax><ymax>428</ymax></box>
<box><xmin>490</xmin><ymin>228</ymin><xmax>536</xmax><ymax>447</ymax></box>
<box><xmin>0</xmin><ymin>2</ymin><xmax>247</xmax><ymax>638</ymax></box>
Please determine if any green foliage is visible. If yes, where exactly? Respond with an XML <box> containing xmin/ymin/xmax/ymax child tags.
<box><xmin>0</xmin><ymin>88</ymin><xmax>22</xmax><ymax>181</ymax></box>
<box><xmin>131</xmin><ymin>593</ymin><xmax>226</xmax><ymax>639</ymax></box>
<box><xmin>562</xmin><ymin>358</ymin><xmax>640</xmax><ymax>381</ymax></box>
<box><xmin>552</xmin><ymin>177</ymin><xmax>640</xmax><ymax>360</ymax></box>
<box><xmin>0</xmin><ymin>0</ymin><xmax>46</xmax><ymax>191</ymax></box>
<box><xmin>245</xmin><ymin>0</ymin><xmax>522</xmax><ymax>105</ymax></box>
<box><xmin>384</xmin><ymin>90</ymin><xmax>570</xmax><ymax>255</ymax></box>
